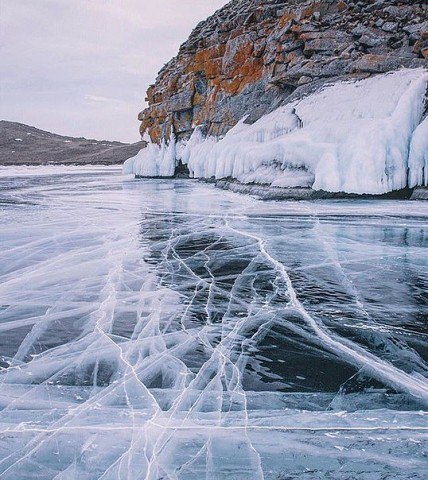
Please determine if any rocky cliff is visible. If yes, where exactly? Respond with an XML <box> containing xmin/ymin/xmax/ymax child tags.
<box><xmin>139</xmin><ymin>0</ymin><xmax>427</xmax><ymax>144</ymax></box>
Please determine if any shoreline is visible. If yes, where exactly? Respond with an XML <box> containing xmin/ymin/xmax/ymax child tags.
<box><xmin>135</xmin><ymin>174</ymin><xmax>428</xmax><ymax>201</ymax></box>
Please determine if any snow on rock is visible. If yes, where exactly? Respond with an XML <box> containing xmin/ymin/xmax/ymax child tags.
<box><xmin>124</xmin><ymin>69</ymin><xmax>428</xmax><ymax>194</ymax></box>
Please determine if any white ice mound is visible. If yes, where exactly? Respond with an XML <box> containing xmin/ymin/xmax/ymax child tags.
<box><xmin>124</xmin><ymin>69</ymin><xmax>428</xmax><ymax>194</ymax></box>
<box><xmin>123</xmin><ymin>136</ymin><xmax>176</xmax><ymax>177</ymax></box>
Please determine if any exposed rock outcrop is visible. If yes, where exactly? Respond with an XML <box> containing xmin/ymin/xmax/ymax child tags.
<box><xmin>0</xmin><ymin>121</ymin><xmax>145</xmax><ymax>165</ymax></box>
<box><xmin>139</xmin><ymin>0</ymin><xmax>427</xmax><ymax>144</ymax></box>
<box><xmin>214</xmin><ymin>178</ymin><xmax>414</xmax><ymax>199</ymax></box>
<box><xmin>410</xmin><ymin>186</ymin><xmax>428</xmax><ymax>200</ymax></box>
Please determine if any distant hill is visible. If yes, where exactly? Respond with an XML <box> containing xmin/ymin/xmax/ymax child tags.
<box><xmin>0</xmin><ymin>121</ymin><xmax>145</xmax><ymax>165</ymax></box>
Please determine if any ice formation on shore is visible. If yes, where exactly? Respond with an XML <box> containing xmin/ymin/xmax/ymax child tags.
<box><xmin>409</xmin><ymin>117</ymin><xmax>428</xmax><ymax>188</ymax></box>
<box><xmin>124</xmin><ymin>135</ymin><xmax>177</xmax><ymax>177</ymax></box>
<box><xmin>124</xmin><ymin>69</ymin><xmax>428</xmax><ymax>194</ymax></box>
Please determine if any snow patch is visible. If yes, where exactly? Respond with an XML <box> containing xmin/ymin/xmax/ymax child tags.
<box><xmin>124</xmin><ymin>69</ymin><xmax>428</xmax><ymax>194</ymax></box>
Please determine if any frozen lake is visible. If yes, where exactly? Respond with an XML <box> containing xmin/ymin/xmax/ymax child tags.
<box><xmin>0</xmin><ymin>165</ymin><xmax>427</xmax><ymax>479</ymax></box>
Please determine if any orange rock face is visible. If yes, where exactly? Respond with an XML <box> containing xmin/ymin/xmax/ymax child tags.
<box><xmin>139</xmin><ymin>0</ymin><xmax>427</xmax><ymax>144</ymax></box>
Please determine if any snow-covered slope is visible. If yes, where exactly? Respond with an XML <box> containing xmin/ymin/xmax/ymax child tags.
<box><xmin>0</xmin><ymin>121</ymin><xmax>145</xmax><ymax>166</ymax></box>
<box><xmin>124</xmin><ymin>69</ymin><xmax>428</xmax><ymax>195</ymax></box>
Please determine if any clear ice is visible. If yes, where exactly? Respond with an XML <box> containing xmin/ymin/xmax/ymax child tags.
<box><xmin>0</xmin><ymin>165</ymin><xmax>427</xmax><ymax>479</ymax></box>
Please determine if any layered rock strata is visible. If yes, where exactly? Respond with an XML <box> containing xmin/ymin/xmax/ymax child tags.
<box><xmin>139</xmin><ymin>0</ymin><xmax>427</xmax><ymax>143</ymax></box>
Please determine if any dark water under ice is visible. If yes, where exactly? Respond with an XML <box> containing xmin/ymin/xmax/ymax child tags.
<box><xmin>0</xmin><ymin>165</ymin><xmax>427</xmax><ymax>479</ymax></box>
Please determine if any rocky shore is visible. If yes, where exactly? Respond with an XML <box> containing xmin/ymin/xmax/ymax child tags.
<box><xmin>212</xmin><ymin>178</ymin><xmax>419</xmax><ymax>199</ymax></box>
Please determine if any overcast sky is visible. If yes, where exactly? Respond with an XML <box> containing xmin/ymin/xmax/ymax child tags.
<box><xmin>0</xmin><ymin>1</ymin><xmax>228</xmax><ymax>142</ymax></box>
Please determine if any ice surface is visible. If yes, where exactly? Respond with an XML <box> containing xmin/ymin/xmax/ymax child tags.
<box><xmin>124</xmin><ymin>69</ymin><xmax>428</xmax><ymax>194</ymax></box>
<box><xmin>0</xmin><ymin>166</ymin><xmax>427</xmax><ymax>479</ymax></box>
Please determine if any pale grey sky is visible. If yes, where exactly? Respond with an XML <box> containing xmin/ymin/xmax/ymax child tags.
<box><xmin>0</xmin><ymin>0</ymin><xmax>228</xmax><ymax>142</ymax></box>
